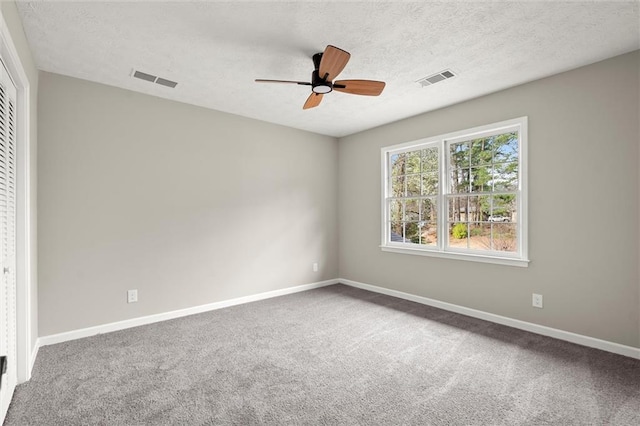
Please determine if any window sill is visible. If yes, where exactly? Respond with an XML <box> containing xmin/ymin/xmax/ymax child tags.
<box><xmin>380</xmin><ymin>245</ymin><xmax>530</xmax><ymax>268</ymax></box>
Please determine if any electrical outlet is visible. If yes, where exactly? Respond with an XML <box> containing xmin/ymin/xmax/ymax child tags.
<box><xmin>532</xmin><ymin>293</ymin><xmax>543</xmax><ymax>308</ymax></box>
<box><xmin>127</xmin><ymin>289</ymin><xmax>138</xmax><ymax>304</ymax></box>
<box><xmin>312</xmin><ymin>262</ymin><xmax>319</xmax><ymax>272</ymax></box>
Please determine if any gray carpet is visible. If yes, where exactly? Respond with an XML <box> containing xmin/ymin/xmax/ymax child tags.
<box><xmin>4</xmin><ymin>284</ymin><xmax>640</xmax><ymax>425</ymax></box>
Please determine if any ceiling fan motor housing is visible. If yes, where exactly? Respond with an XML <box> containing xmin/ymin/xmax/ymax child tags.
<box><xmin>311</xmin><ymin>69</ymin><xmax>332</xmax><ymax>94</ymax></box>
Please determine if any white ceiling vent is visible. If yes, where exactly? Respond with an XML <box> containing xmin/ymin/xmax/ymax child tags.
<box><xmin>132</xmin><ymin>70</ymin><xmax>178</xmax><ymax>88</ymax></box>
<box><xmin>417</xmin><ymin>69</ymin><xmax>456</xmax><ymax>87</ymax></box>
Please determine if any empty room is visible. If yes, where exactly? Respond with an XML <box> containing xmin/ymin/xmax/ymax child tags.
<box><xmin>0</xmin><ymin>0</ymin><xmax>639</xmax><ymax>424</ymax></box>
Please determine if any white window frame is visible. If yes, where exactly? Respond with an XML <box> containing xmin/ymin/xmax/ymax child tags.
<box><xmin>380</xmin><ymin>117</ymin><xmax>529</xmax><ymax>267</ymax></box>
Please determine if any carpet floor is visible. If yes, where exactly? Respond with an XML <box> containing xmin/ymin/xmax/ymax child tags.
<box><xmin>4</xmin><ymin>284</ymin><xmax>640</xmax><ymax>425</ymax></box>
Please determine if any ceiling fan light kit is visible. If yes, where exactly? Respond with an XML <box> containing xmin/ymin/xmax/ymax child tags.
<box><xmin>256</xmin><ymin>45</ymin><xmax>386</xmax><ymax>109</ymax></box>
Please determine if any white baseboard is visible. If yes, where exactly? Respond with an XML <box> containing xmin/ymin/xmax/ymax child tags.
<box><xmin>38</xmin><ymin>279</ymin><xmax>339</xmax><ymax>348</ymax></box>
<box><xmin>339</xmin><ymin>278</ymin><xmax>640</xmax><ymax>360</ymax></box>
<box><xmin>35</xmin><ymin>277</ymin><xmax>640</xmax><ymax>362</ymax></box>
<box><xmin>29</xmin><ymin>340</ymin><xmax>39</xmax><ymax>375</ymax></box>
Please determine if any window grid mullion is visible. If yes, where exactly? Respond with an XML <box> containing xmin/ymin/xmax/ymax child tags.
<box><xmin>439</xmin><ymin>141</ymin><xmax>448</xmax><ymax>251</ymax></box>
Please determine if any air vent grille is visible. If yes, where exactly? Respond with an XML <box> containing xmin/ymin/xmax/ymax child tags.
<box><xmin>133</xmin><ymin>71</ymin><xmax>156</xmax><ymax>82</ymax></box>
<box><xmin>132</xmin><ymin>70</ymin><xmax>178</xmax><ymax>88</ymax></box>
<box><xmin>417</xmin><ymin>69</ymin><xmax>456</xmax><ymax>87</ymax></box>
<box><xmin>155</xmin><ymin>78</ymin><xmax>178</xmax><ymax>88</ymax></box>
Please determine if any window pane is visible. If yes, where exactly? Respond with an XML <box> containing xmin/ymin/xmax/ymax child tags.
<box><xmin>389</xmin><ymin>221</ymin><xmax>405</xmax><ymax>242</ymax></box>
<box><xmin>470</xmin><ymin>166</ymin><xmax>491</xmax><ymax>192</ymax></box>
<box><xmin>420</xmin><ymin>198</ymin><xmax>437</xmax><ymax>222</ymax></box>
<box><xmin>493</xmin><ymin>161</ymin><xmax>518</xmax><ymax>191</ymax></box>
<box><xmin>492</xmin><ymin>223</ymin><xmax>517</xmax><ymax>252</ymax></box>
<box><xmin>448</xmin><ymin>196</ymin><xmax>468</xmax><ymax>222</ymax></box>
<box><xmin>406</xmin><ymin>150</ymin><xmax>421</xmax><ymax>174</ymax></box>
<box><xmin>450</xmin><ymin>168</ymin><xmax>470</xmax><ymax>193</ymax></box>
<box><xmin>422</xmin><ymin>147</ymin><xmax>438</xmax><ymax>172</ymax></box>
<box><xmin>469</xmin><ymin>222</ymin><xmax>491</xmax><ymax>251</ymax></box>
<box><xmin>419</xmin><ymin>196</ymin><xmax>438</xmax><ymax>246</ymax></box>
<box><xmin>492</xmin><ymin>194</ymin><xmax>516</xmax><ymax>221</ymax></box>
<box><xmin>389</xmin><ymin>200</ymin><xmax>402</xmax><ymax>223</ymax></box>
<box><xmin>470</xmin><ymin>138</ymin><xmax>493</xmax><ymax>166</ymax></box>
<box><xmin>449</xmin><ymin>141</ymin><xmax>470</xmax><ymax>169</ymax></box>
<box><xmin>406</xmin><ymin>174</ymin><xmax>421</xmax><ymax>197</ymax></box>
<box><xmin>468</xmin><ymin>195</ymin><xmax>490</xmax><ymax>222</ymax></box>
<box><xmin>419</xmin><ymin>221</ymin><xmax>438</xmax><ymax>246</ymax></box>
<box><xmin>390</xmin><ymin>153</ymin><xmax>406</xmax><ymax>177</ymax></box>
<box><xmin>494</xmin><ymin>132</ymin><xmax>518</xmax><ymax>163</ymax></box>
<box><xmin>405</xmin><ymin>199</ymin><xmax>420</xmax><ymax>222</ymax></box>
<box><xmin>391</xmin><ymin>176</ymin><xmax>405</xmax><ymax>197</ymax></box>
<box><xmin>421</xmin><ymin>172</ymin><xmax>438</xmax><ymax>195</ymax></box>
<box><xmin>449</xmin><ymin>222</ymin><xmax>469</xmax><ymax>249</ymax></box>
<box><xmin>405</xmin><ymin>222</ymin><xmax>421</xmax><ymax>244</ymax></box>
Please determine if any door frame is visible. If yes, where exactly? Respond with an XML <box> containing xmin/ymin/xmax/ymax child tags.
<box><xmin>0</xmin><ymin>8</ymin><xmax>33</xmax><ymax>384</ymax></box>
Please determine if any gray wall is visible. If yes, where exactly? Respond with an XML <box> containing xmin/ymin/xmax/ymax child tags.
<box><xmin>338</xmin><ymin>51</ymin><xmax>640</xmax><ymax>348</ymax></box>
<box><xmin>38</xmin><ymin>72</ymin><xmax>338</xmax><ymax>336</ymax></box>
<box><xmin>0</xmin><ymin>1</ymin><xmax>38</xmax><ymax>351</ymax></box>
<box><xmin>36</xmin><ymin>50</ymin><xmax>640</xmax><ymax>349</ymax></box>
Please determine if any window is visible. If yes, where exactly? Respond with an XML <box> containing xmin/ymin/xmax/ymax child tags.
<box><xmin>381</xmin><ymin>117</ymin><xmax>528</xmax><ymax>267</ymax></box>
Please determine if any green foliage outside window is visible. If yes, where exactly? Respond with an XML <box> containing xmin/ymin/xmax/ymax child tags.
<box><xmin>451</xmin><ymin>223</ymin><xmax>468</xmax><ymax>239</ymax></box>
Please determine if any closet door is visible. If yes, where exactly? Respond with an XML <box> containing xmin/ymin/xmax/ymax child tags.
<box><xmin>0</xmin><ymin>59</ymin><xmax>17</xmax><ymax>422</ymax></box>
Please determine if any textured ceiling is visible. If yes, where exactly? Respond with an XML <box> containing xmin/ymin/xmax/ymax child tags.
<box><xmin>16</xmin><ymin>0</ymin><xmax>640</xmax><ymax>137</ymax></box>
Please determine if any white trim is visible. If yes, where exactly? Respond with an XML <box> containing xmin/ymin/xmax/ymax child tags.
<box><xmin>384</xmin><ymin>138</ymin><xmax>440</xmax><ymax>156</ymax></box>
<box><xmin>339</xmin><ymin>278</ymin><xmax>640</xmax><ymax>360</ymax></box>
<box><xmin>518</xmin><ymin>117</ymin><xmax>529</xmax><ymax>261</ymax></box>
<box><xmin>380</xmin><ymin>245</ymin><xmax>530</xmax><ymax>267</ymax></box>
<box><xmin>29</xmin><ymin>339</ymin><xmax>39</xmax><ymax>373</ymax></box>
<box><xmin>380</xmin><ymin>147</ymin><xmax>388</xmax><ymax>247</ymax></box>
<box><xmin>443</xmin><ymin>119</ymin><xmax>525</xmax><ymax>145</ymax></box>
<box><xmin>0</xmin><ymin>9</ymin><xmax>33</xmax><ymax>384</ymax></box>
<box><xmin>38</xmin><ymin>279</ymin><xmax>339</xmax><ymax>347</ymax></box>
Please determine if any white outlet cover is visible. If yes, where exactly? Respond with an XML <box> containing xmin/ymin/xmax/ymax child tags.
<box><xmin>532</xmin><ymin>293</ymin><xmax>543</xmax><ymax>308</ymax></box>
<box><xmin>127</xmin><ymin>289</ymin><xmax>138</xmax><ymax>303</ymax></box>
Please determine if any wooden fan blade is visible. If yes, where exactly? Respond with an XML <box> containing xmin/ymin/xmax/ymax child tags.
<box><xmin>333</xmin><ymin>80</ymin><xmax>386</xmax><ymax>96</ymax></box>
<box><xmin>303</xmin><ymin>93</ymin><xmax>323</xmax><ymax>109</ymax></box>
<box><xmin>318</xmin><ymin>45</ymin><xmax>350</xmax><ymax>81</ymax></box>
<box><xmin>255</xmin><ymin>79</ymin><xmax>311</xmax><ymax>86</ymax></box>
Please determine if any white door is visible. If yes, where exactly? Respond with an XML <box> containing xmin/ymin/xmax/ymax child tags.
<box><xmin>0</xmin><ymin>59</ymin><xmax>17</xmax><ymax>423</ymax></box>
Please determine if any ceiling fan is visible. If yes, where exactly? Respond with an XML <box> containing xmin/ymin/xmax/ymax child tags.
<box><xmin>255</xmin><ymin>45</ymin><xmax>386</xmax><ymax>110</ymax></box>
